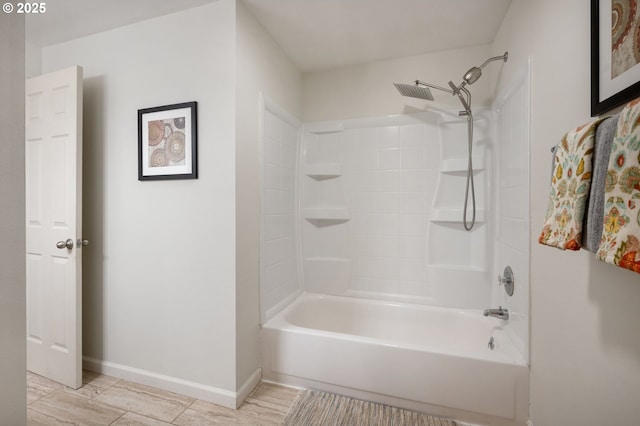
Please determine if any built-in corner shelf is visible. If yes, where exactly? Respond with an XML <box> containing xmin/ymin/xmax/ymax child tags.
<box><xmin>440</xmin><ymin>157</ymin><xmax>485</xmax><ymax>175</ymax></box>
<box><xmin>305</xmin><ymin>163</ymin><xmax>342</xmax><ymax>180</ymax></box>
<box><xmin>430</xmin><ymin>208</ymin><xmax>486</xmax><ymax>223</ymax></box>
<box><xmin>303</xmin><ymin>207</ymin><xmax>350</xmax><ymax>221</ymax></box>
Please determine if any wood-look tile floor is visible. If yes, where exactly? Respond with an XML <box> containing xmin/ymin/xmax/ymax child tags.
<box><xmin>27</xmin><ymin>370</ymin><xmax>301</xmax><ymax>425</ymax></box>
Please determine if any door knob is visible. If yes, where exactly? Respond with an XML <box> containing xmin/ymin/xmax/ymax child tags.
<box><xmin>56</xmin><ymin>239</ymin><xmax>74</xmax><ymax>250</ymax></box>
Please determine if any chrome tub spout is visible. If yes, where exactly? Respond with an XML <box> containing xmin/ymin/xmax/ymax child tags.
<box><xmin>483</xmin><ymin>306</ymin><xmax>509</xmax><ymax>320</ymax></box>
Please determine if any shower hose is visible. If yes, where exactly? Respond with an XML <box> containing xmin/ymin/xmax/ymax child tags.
<box><xmin>463</xmin><ymin>112</ymin><xmax>476</xmax><ymax>231</ymax></box>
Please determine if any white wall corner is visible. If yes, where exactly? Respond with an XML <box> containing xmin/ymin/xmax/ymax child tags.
<box><xmin>235</xmin><ymin>367</ymin><xmax>262</xmax><ymax>408</ymax></box>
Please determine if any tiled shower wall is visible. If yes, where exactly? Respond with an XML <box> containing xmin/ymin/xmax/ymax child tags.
<box><xmin>341</xmin><ymin>122</ymin><xmax>439</xmax><ymax>299</ymax></box>
<box><xmin>260</xmin><ymin>107</ymin><xmax>301</xmax><ymax>321</ymax></box>
<box><xmin>300</xmin><ymin>113</ymin><xmax>491</xmax><ymax>307</ymax></box>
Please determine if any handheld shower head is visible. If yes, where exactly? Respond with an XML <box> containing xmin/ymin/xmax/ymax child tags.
<box><xmin>463</xmin><ymin>67</ymin><xmax>483</xmax><ymax>85</ymax></box>
<box><xmin>461</xmin><ymin>51</ymin><xmax>508</xmax><ymax>85</ymax></box>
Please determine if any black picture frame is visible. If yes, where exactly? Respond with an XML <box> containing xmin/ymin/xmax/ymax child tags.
<box><xmin>591</xmin><ymin>0</ymin><xmax>640</xmax><ymax>116</ymax></box>
<box><xmin>138</xmin><ymin>101</ymin><xmax>198</xmax><ymax>180</ymax></box>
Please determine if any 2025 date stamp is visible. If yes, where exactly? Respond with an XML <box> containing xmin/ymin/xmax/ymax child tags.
<box><xmin>3</xmin><ymin>2</ymin><xmax>47</xmax><ymax>13</ymax></box>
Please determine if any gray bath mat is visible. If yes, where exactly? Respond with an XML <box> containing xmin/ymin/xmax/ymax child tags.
<box><xmin>283</xmin><ymin>389</ymin><xmax>458</xmax><ymax>426</ymax></box>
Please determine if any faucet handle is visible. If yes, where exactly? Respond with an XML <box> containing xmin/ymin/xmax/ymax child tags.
<box><xmin>497</xmin><ymin>266</ymin><xmax>515</xmax><ymax>296</ymax></box>
<box><xmin>497</xmin><ymin>274</ymin><xmax>513</xmax><ymax>286</ymax></box>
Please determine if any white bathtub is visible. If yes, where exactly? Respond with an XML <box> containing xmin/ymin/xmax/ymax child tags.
<box><xmin>261</xmin><ymin>293</ymin><xmax>529</xmax><ymax>426</ymax></box>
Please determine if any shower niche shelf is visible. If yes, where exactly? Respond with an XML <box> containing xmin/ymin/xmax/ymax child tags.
<box><xmin>303</xmin><ymin>207</ymin><xmax>350</xmax><ymax>221</ymax></box>
<box><xmin>304</xmin><ymin>162</ymin><xmax>342</xmax><ymax>180</ymax></box>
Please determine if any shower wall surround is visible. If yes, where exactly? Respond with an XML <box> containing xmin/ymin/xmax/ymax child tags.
<box><xmin>261</xmin><ymin>97</ymin><xmax>527</xmax><ymax>321</ymax></box>
<box><xmin>260</xmin><ymin>106</ymin><xmax>302</xmax><ymax>321</ymax></box>
<box><xmin>300</xmin><ymin>112</ymin><xmax>491</xmax><ymax>309</ymax></box>
<box><xmin>491</xmin><ymin>62</ymin><xmax>531</xmax><ymax>362</ymax></box>
<box><xmin>260</xmin><ymin>99</ymin><xmax>529</xmax><ymax>363</ymax></box>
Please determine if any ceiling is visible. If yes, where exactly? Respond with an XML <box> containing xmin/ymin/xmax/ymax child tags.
<box><xmin>25</xmin><ymin>0</ymin><xmax>218</xmax><ymax>47</ymax></box>
<box><xmin>242</xmin><ymin>0</ymin><xmax>512</xmax><ymax>71</ymax></box>
<box><xmin>26</xmin><ymin>0</ymin><xmax>512</xmax><ymax>72</ymax></box>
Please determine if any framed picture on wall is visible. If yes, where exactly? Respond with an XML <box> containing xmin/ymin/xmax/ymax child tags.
<box><xmin>591</xmin><ymin>0</ymin><xmax>640</xmax><ymax>116</ymax></box>
<box><xmin>138</xmin><ymin>101</ymin><xmax>198</xmax><ymax>180</ymax></box>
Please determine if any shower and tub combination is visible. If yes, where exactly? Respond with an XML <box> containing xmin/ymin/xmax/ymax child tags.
<box><xmin>260</xmin><ymin>54</ymin><xmax>530</xmax><ymax>426</ymax></box>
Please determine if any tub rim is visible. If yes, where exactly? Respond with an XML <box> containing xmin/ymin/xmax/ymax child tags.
<box><xmin>263</xmin><ymin>292</ymin><xmax>527</xmax><ymax>366</ymax></box>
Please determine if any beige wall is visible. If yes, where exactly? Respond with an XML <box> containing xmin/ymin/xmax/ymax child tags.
<box><xmin>235</xmin><ymin>0</ymin><xmax>302</xmax><ymax>389</ymax></box>
<box><xmin>302</xmin><ymin>44</ymin><xmax>493</xmax><ymax>122</ymax></box>
<box><xmin>0</xmin><ymin>12</ymin><xmax>26</xmax><ymax>426</ymax></box>
<box><xmin>493</xmin><ymin>1</ymin><xmax>640</xmax><ymax>424</ymax></box>
<box><xmin>25</xmin><ymin>41</ymin><xmax>41</xmax><ymax>77</ymax></box>
<box><xmin>42</xmin><ymin>1</ymin><xmax>239</xmax><ymax>398</ymax></box>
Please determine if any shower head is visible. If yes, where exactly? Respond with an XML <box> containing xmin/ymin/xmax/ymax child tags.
<box><xmin>463</xmin><ymin>67</ymin><xmax>483</xmax><ymax>85</ymax></box>
<box><xmin>394</xmin><ymin>80</ymin><xmax>455</xmax><ymax>101</ymax></box>
<box><xmin>393</xmin><ymin>82</ymin><xmax>434</xmax><ymax>101</ymax></box>
<box><xmin>462</xmin><ymin>51</ymin><xmax>509</xmax><ymax>85</ymax></box>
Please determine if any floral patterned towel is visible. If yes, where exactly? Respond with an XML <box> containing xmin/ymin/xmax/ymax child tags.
<box><xmin>596</xmin><ymin>98</ymin><xmax>640</xmax><ymax>274</ymax></box>
<box><xmin>539</xmin><ymin>118</ymin><xmax>606</xmax><ymax>250</ymax></box>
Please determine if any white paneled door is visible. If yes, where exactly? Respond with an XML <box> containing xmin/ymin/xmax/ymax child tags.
<box><xmin>25</xmin><ymin>66</ymin><xmax>84</xmax><ymax>389</ymax></box>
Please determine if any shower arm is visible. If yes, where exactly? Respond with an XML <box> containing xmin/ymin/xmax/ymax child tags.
<box><xmin>479</xmin><ymin>52</ymin><xmax>509</xmax><ymax>70</ymax></box>
<box><xmin>416</xmin><ymin>79</ymin><xmax>471</xmax><ymax>116</ymax></box>
<box><xmin>415</xmin><ymin>80</ymin><xmax>454</xmax><ymax>95</ymax></box>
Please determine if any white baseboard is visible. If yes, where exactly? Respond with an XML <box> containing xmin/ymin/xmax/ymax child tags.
<box><xmin>235</xmin><ymin>368</ymin><xmax>262</xmax><ymax>408</ymax></box>
<box><xmin>83</xmin><ymin>356</ymin><xmax>261</xmax><ymax>409</ymax></box>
